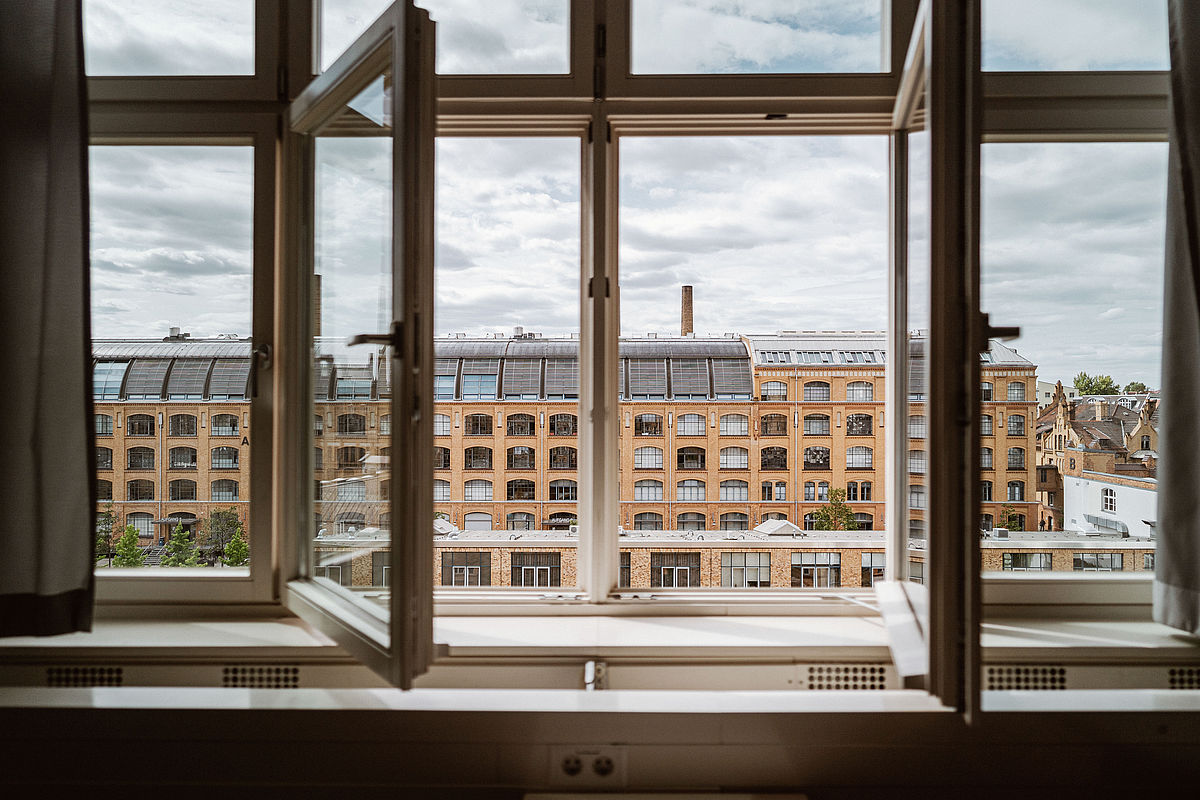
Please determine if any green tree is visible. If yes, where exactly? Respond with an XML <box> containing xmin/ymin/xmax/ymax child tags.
<box><xmin>998</xmin><ymin>502</ymin><xmax>1023</xmax><ymax>531</ymax></box>
<box><xmin>1124</xmin><ymin>380</ymin><xmax>1149</xmax><ymax>393</ymax></box>
<box><xmin>95</xmin><ymin>501</ymin><xmax>115</xmax><ymax>561</ymax></box>
<box><xmin>162</xmin><ymin>522</ymin><xmax>199</xmax><ymax>567</ymax></box>
<box><xmin>199</xmin><ymin>508</ymin><xmax>243</xmax><ymax>563</ymax></box>
<box><xmin>812</xmin><ymin>488</ymin><xmax>859</xmax><ymax>531</ymax></box>
<box><xmin>112</xmin><ymin>525</ymin><xmax>145</xmax><ymax>568</ymax></box>
<box><xmin>222</xmin><ymin>524</ymin><xmax>249</xmax><ymax>567</ymax></box>
<box><xmin>1073</xmin><ymin>372</ymin><xmax>1118</xmax><ymax>396</ymax></box>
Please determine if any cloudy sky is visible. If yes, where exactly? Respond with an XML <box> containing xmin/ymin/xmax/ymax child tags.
<box><xmin>86</xmin><ymin>0</ymin><xmax>1168</xmax><ymax>387</ymax></box>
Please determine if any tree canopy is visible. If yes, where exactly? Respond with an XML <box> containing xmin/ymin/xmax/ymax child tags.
<box><xmin>812</xmin><ymin>488</ymin><xmax>858</xmax><ymax>531</ymax></box>
<box><xmin>1073</xmin><ymin>372</ymin><xmax>1118</xmax><ymax>396</ymax></box>
<box><xmin>1123</xmin><ymin>380</ymin><xmax>1149</xmax><ymax>393</ymax></box>
<box><xmin>112</xmin><ymin>525</ymin><xmax>145</xmax><ymax>567</ymax></box>
<box><xmin>162</xmin><ymin>522</ymin><xmax>199</xmax><ymax>567</ymax></box>
<box><xmin>222</xmin><ymin>524</ymin><xmax>249</xmax><ymax>567</ymax></box>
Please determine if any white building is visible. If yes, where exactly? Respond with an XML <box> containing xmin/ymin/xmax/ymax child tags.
<box><xmin>1062</xmin><ymin>471</ymin><xmax>1157</xmax><ymax>540</ymax></box>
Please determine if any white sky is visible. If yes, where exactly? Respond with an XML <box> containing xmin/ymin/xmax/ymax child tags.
<box><xmin>87</xmin><ymin>1</ymin><xmax>1169</xmax><ymax>388</ymax></box>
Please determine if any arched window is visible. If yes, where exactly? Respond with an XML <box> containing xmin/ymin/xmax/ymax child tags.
<box><xmin>314</xmin><ymin>414</ymin><xmax>324</xmax><ymax>436</ymax></box>
<box><xmin>676</xmin><ymin>512</ymin><xmax>706</xmax><ymax>530</ymax></box>
<box><xmin>127</xmin><ymin>446</ymin><xmax>154</xmax><ymax>470</ymax></box>
<box><xmin>981</xmin><ymin>513</ymin><xmax>994</xmax><ymax>530</ymax></box>
<box><xmin>379</xmin><ymin>414</ymin><xmax>391</xmax><ymax>435</ymax></box>
<box><xmin>313</xmin><ymin>447</ymin><xmax>323</xmax><ymax>470</ymax></box>
<box><xmin>908</xmin><ymin>415</ymin><xmax>926</xmax><ymax>439</ymax></box>
<box><xmin>1007</xmin><ymin>480</ymin><xmax>1025</xmax><ymax>501</ymax></box>
<box><xmin>635</xmin><ymin>413</ymin><xmax>663</xmax><ymax>436</ymax></box>
<box><xmin>763</xmin><ymin>512</ymin><xmax>788</xmax><ymax>522</ymax></box>
<box><xmin>720</xmin><ymin>479</ymin><xmax>748</xmax><ymax>501</ymax></box>
<box><xmin>634</xmin><ymin>479</ymin><xmax>663</xmax><ymax>501</ymax></box>
<box><xmin>506</xmin><ymin>413</ymin><xmax>534</xmax><ymax>436</ymax></box>
<box><xmin>719</xmin><ymin>414</ymin><xmax>748</xmax><ymax>436</ymax></box>
<box><xmin>720</xmin><ymin>512</ymin><xmax>749</xmax><ymax>530</ymax></box>
<box><xmin>97</xmin><ymin>446</ymin><xmax>114</xmax><ymax>470</ymax></box>
<box><xmin>761</xmin><ymin>446</ymin><xmax>788</xmax><ymax>470</ymax></box>
<box><xmin>760</xmin><ymin>380</ymin><xmax>787</xmax><ymax>400</ymax></box>
<box><xmin>1102</xmin><ymin>487</ymin><xmax>1117</xmax><ymax>512</ymax></box>
<box><xmin>126</xmin><ymin>479</ymin><xmax>154</xmax><ymax>501</ymax></box>
<box><xmin>854</xmin><ymin>513</ymin><xmax>874</xmax><ymax>530</ymax></box>
<box><xmin>169</xmin><ymin>447</ymin><xmax>197</xmax><ymax>469</ymax></box>
<box><xmin>97</xmin><ymin>479</ymin><xmax>113</xmax><ymax>501</ymax></box>
<box><xmin>464</xmin><ymin>414</ymin><xmax>492</xmax><ymax>436</ymax></box>
<box><xmin>719</xmin><ymin>446</ymin><xmax>748</xmax><ymax>469</ymax></box>
<box><xmin>464</xmin><ymin>446</ymin><xmax>493</xmax><ymax>469</ymax></box>
<box><xmin>1007</xmin><ymin>381</ymin><xmax>1026</xmax><ymax>401</ymax></box>
<box><xmin>95</xmin><ymin>414</ymin><xmax>113</xmax><ymax>435</ymax></box>
<box><xmin>434</xmin><ymin>447</ymin><xmax>450</xmax><ymax>470</ymax></box>
<box><xmin>803</xmin><ymin>381</ymin><xmax>830</xmax><ymax>401</ymax></box>
<box><xmin>676</xmin><ymin>479</ymin><xmax>706</xmax><ymax>501</ymax></box>
<box><xmin>126</xmin><ymin>414</ymin><xmax>155</xmax><ymax>436</ymax></box>
<box><xmin>634</xmin><ymin>446</ymin><xmax>663</xmax><ymax>469</ymax></box>
<box><xmin>907</xmin><ymin>450</ymin><xmax>926</xmax><ymax>474</ymax></box>
<box><xmin>846</xmin><ymin>381</ymin><xmax>874</xmax><ymax>401</ymax></box>
<box><xmin>981</xmin><ymin>381</ymin><xmax>994</xmax><ymax>401</ymax></box>
<box><xmin>507</xmin><ymin>446</ymin><xmax>535</xmax><ymax>469</ymax></box>
<box><xmin>336</xmin><ymin>480</ymin><xmax>366</xmax><ymax>501</ymax></box>
<box><xmin>433</xmin><ymin>479</ymin><xmax>450</xmax><ymax>501</ymax></box>
<box><xmin>549</xmin><ymin>446</ymin><xmax>577</xmax><ymax>469</ymax></box>
<box><xmin>463</xmin><ymin>512</ymin><xmax>493</xmax><ymax>530</ymax></box>
<box><xmin>212</xmin><ymin>446</ymin><xmax>239</xmax><ymax>469</ymax></box>
<box><xmin>127</xmin><ymin>512</ymin><xmax>154</xmax><ymax>538</ymax></box>
<box><xmin>804</xmin><ymin>481</ymin><xmax>815</xmax><ymax>501</ymax></box>
<box><xmin>803</xmin><ymin>513</ymin><xmax>818</xmax><ymax>531</ymax></box>
<box><xmin>507</xmin><ymin>479</ymin><xmax>535</xmax><ymax>500</ymax></box>
<box><xmin>803</xmin><ymin>414</ymin><xmax>830</xmax><ymax>435</ymax></box>
<box><xmin>549</xmin><ymin>413</ymin><xmax>577</xmax><ymax>436</ymax></box>
<box><xmin>464</xmin><ymin>479</ymin><xmax>493</xmax><ymax>501</ymax></box>
<box><xmin>634</xmin><ymin>512</ymin><xmax>663</xmax><ymax>530</ymax></box>
<box><xmin>677</xmin><ymin>446</ymin><xmax>706</xmax><ymax>470</ymax></box>
<box><xmin>433</xmin><ymin>413</ymin><xmax>451</xmax><ymax>436</ymax></box>
<box><xmin>677</xmin><ymin>413</ymin><xmax>705</xmax><ymax>435</ymax></box>
<box><xmin>761</xmin><ymin>413</ymin><xmax>788</xmax><ymax>436</ymax></box>
<box><xmin>337</xmin><ymin>446</ymin><xmax>366</xmax><ymax>470</ymax></box>
<box><xmin>211</xmin><ymin>413</ymin><xmax>238</xmax><ymax>436</ymax></box>
<box><xmin>980</xmin><ymin>414</ymin><xmax>993</xmax><ymax>435</ymax></box>
<box><xmin>846</xmin><ymin>413</ymin><xmax>873</xmax><ymax>436</ymax></box>
<box><xmin>1007</xmin><ymin>414</ymin><xmax>1026</xmax><ymax>436</ymax></box>
<box><xmin>336</xmin><ymin>413</ymin><xmax>366</xmax><ymax>435</ymax></box>
<box><xmin>847</xmin><ymin>446</ymin><xmax>873</xmax><ymax>469</ymax></box>
<box><xmin>507</xmin><ymin>512</ymin><xmax>535</xmax><ymax>530</ymax></box>
<box><xmin>981</xmin><ymin>480</ymin><xmax>993</xmax><ymax>501</ymax></box>
<box><xmin>861</xmin><ymin>481</ymin><xmax>872</xmax><ymax>501</ymax></box>
<box><xmin>803</xmin><ymin>446</ymin><xmax>830</xmax><ymax>470</ymax></box>
<box><xmin>211</xmin><ymin>480</ymin><xmax>239</xmax><ymax>501</ymax></box>
<box><xmin>981</xmin><ymin>447</ymin><xmax>993</xmax><ymax>469</ymax></box>
<box><xmin>549</xmin><ymin>479</ymin><xmax>577</xmax><ymax>501</ymax></box>
<box><xmin>1008</xmin><ymin>447</ymin><xmax>1025</xmax><ymax>469</ymax></box>
<box><xmin>772</xmin><ymin>480</ymin><xmax>786</xmax><ymax>500</ymax></box>
<box><xmin>167</xmin><ymin>413</ymin><xmax>196</xmax><ymax>437</ymax></box>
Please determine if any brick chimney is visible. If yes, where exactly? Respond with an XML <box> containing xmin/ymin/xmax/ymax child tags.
<box><xmin>681</xmin><ymin>285</ymin><xmax>694</xmax><ymax>336</ymax></box>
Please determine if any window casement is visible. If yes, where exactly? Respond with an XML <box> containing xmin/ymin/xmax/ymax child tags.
<box><xmin>981</xmin><ymin>381</ymin><xmax>994</xmax><ymax>401</ymax></box>
<box><xmin>907</xmin><ymin>414</ymin><xmax>926</xmax><ymax>439</ymax></box>
<box><xmin>1142</xmin><ymin>434</ymin><xmax>1152</xmax><ymax>450</ymax></box>
<box><xmin>860</xmin><ymin>481</ymin><xmax>872</xmax><ymax>501</ymax></box>
<box><xmin>803</xmin><ymin>481</ymin><xmax>815</xmax><ymax>501</ymax></box>
<box><xmin>634</xmin><ymin>479</ymin><xmax>663</xmax><ymax>501</ymax></box>
<box><xmin>443</xmin><ymin>552</ymin><xmax>491</xmax><ymax>587</ymax></box>
<box><xmin>803</xmin><ymin>381</ymin><xmax>831</xmax><ymax>402</ymax></box>
<box><xmin>336</xmin><ymin>413</ymin><xmax>366</xmax><ymax>436</ymax></box>
<box><xmin>854</xmin><ymin>512</ymin><xmax>874</xmax><ymax>530</ymax></box>
<box><xmin>505</xmin><ymin>413</ymin><xmax>533</xmax><ymax>436</ymax></box>
<box><xmin>1003</xmin><ymin>552</ymin><xmax>1052</xmax><ymax>571</ymax></box>
<box><xmin>677</xmin><ymin>446</ymin><xmax>706</xmax><ymax>470</ymax></box>
<box><xmin>720</xmin><ymin>512</ymin><xmax>750</xmax><ymax>530</ymax></box>
<box><xmin>464</xmin><ymin>446</ymin><xmax>493</xmax><ymax>470</ymax></box>
<box><xmin>507</xmin><ymin>479</ymin><xmax>536</xmax><ymax>501</ymax></box>
<box><xmin>97</xmin><ymin>479</ymin><xmax>113</xmax><ymax>501</ymax></box>
<box><xmin>676</xmin><ymin>479</ymin><xmax>706</xmax><ymax>502</ymax></box>
<box><xmin>211</xmin><ymin>413</ymin><xmax>239</xmax><ymax>436</ymax></box>
<box><xmin>816</xmin><ymin>481</ymin><xmax>830</xmax><ymax>502</ymax></box>
<box><xmin>96</xmin><ymin>446</ymin><xmax>113</xmax><ymax>470</ymax></box>
<box><xmin>464</xmin><ymin>479</ymin><xmax>493</xmax><ymax>501</ymax></box>
<box><xmin>379</xmin><ymin>414</ymin><xmax>391</xmax><ymax>435</ymax></box>
<box><xmin>651</xmin><ymin>552</ymin><xmax>701</xmax><ymax>587</ymax></box>
<box><xmin>512</xmin><ymin>552</ymin><xmax>560</xmax><ymax>587</ymax></box>
<box><xmin>634</xmin><ymin>446</ymin><xmax>663</xmax><ymax>469</ymax></box>
<box><xmin>336</xmin><ymin>480</ymin><xmax>366</xmax><ymax>502</ymax></box>
<box><xmin>1007</xmin><ymin>414</ymin><xmax>1025</xmax><ymax>436</ymax></box>
<box><xmin>126</xmin><ymin>479</ymin><xmax>154</xmax><ymax>501</ymax></box>
<box><xmin>126</xmin><ymin>446</ymin><xmax>154</xmax><ymax>470</ymax></box>
<box><xmin>433</xmin><ymin>414</ymin><xmax>451</xmax><ymax>436</ymax></box>
<box><xmin>1145</xmin><ymin>553</ymin><xmax>1156</xmax><ymax>570</ymax></box>
<box><xmin>1074</xmin><ymin>553</ymin><xmax>1124</xmax><ymax>572</ymax></box>
<box><xmin>1008</xmin><ymin>447</ymin><xmax>1025</xmax><ymax>469</ymax></box>
<box><xmin>549</xmin><ymin>413</ymin><xmax>577</xmax><ymax>436</ymax></box>
<box><xmin>125</xmin><ymin>413</ymin><xmax>155</xmax><ymax>436</ymax></box>
<box><xmin>635</xmin><ymin>413</ymin><xmax>664</xmax><ymax>436</ymax></box>
<box><xmin>759</xmin><ymin>380</ymin><xmax>787</xmax><ymax>400</ymax></box>
<box><xmin>548</xmin><ymin>479</ymin><xmax>577</xmax><ymax>501</ymax></box>
<box><xmin>336</xmin><ymin>446</ymin><xmax>366</xmax><ymax>471</ymax></box>
<box><xmin>981</xmin><ymin>480</ymin><xmax>992</xmax><ymax>501</ymax></box>
<box><xmin>981</xmin><ymin>447</ymin><xmax>994</xmax><ymax>470</ymax></box>
<box><xmin>1007</xmin><ymin>381</ymin><xmax>1027</xmax><ymax>401</ymax></box>
<box><xmin>760</xmin><ymin>413</ymin><xmax>787</xmax><ymax>436</ymax></box>
<box><xmin>1102</xmin><ymin>487</ymin><xmax>1117</xmax><ymax>512</ymax></box>
<box><xmin>760</xmin><ymin>446</ymin><xmax>788</xmax><ymax>471</ymax></box>
<box><xmin>791</xmin><ymin>552</ymin><xmax>841</xmax><ymax>588</ymax></box>
<box><xmin>433</xmin><ymin>479</ymin><xmax>450</xmax><ymax>501</ymax></box>
<box><xmin>549</xmin><ymin>446</ymin><xmax>577</xmax><ymax>470</ymax></box>
<box><xmin>313</xmin><ymin>447</ymin><xmax>324</xmax><ymax>470</ymax></box>
<box><xmin>908</xmin><ymin>485</ymin><xmax>926</xmax><ymax>509</ymax></box>
<box><xmin>95</xmin><ymin>413</ymin><xmax>113</xmax><ymax>435</ymax></box>
<box><xmin>127</xmin><ymin>512</ymin><xmax>153</xmax><ymax>539</ymax></box>
<box><xmin>846</xmin><ymin>446</ymin><xmax>873</xmax><ymax>470</ymax></box>
<box><xmin>719</xmin><ymin>446</ymin><xmax>749</xmax><ymax>469</ymax></box>
<box><xmin>719</xmin><ymin>479</ymin><xmax>749</xmax><ymax>502</ymax></box>
<box><xmin>463</xmin><ymin>513</ymin><xmax>494</xmax><ymax>530</ymax></box>
<box><xmin>980</xmin><ymin>414</ymin><xmax>993</xmax><ymax>435</ymax></box>
<box><xmin>718</xmin><ymin>413</ymin><xmax>748</xmax><ymax>436</ymax></box>
<box><xmin>846</xmin><ymin>381</ymin><xmax>874</xmax><ymax>402</ymax></box>
<box><xmin>803</xmin><ymin>413</ymin><xmax>830</xmax><ymax>435</ymax></box>
<box><xmin>676</xmin><ymin>413</ymin><xmax>705</xmax><ymax>436</ymax></box>
<box><xmin>803</xmin><ymin>446</ymin><xmax>830</xmax><ymax>470</ymax></box>
<box><xmin>168</xmin><ymin>413</ymin><xmax>198</xmax><ymax>437</ymax></box>
<box><xmin>464</xmin><ymin>414</ymin><xmax>492</xmax><ymax>436</ymax></box>
<box><xmin>846</xmin><ymin>481</ymin><xmax>858</xmax><ymax>501</ymax></box>
<box><xmin>313</xmin><ymin>414</ymin><xmax>323</xmax><ymax>437</ymax></box>
<box><xmin>846</xmin><ymin>413</ymin><xmax>873</xmax><ymax>436</ymax></box>
<box><xmin>1007</xmin><ymin>481</ymin><xmax>1025</xmax><ymax>502</ymax></box>
<box><xmin>633</xmin><ymin>512</ymin><xmax>663</xmax><ymax>530</ymax></box>
<box><xmin>721</xmin><ymin>551</ymin><xmax>769</xmax><ymax>586</ymax></box>
<box><xmin>980</xmin><ymin>513</ymin><xmax>995</xmax><ymax>531</ymax></box>
<box><xmin>507</xmin><ymin>446</ymin><xmax>535</xmax><ymax>470</ymax></box>
<box><xmin>433</xmin><ymin>447</ymin><xmax>450</xmax><ymax>470</ymax></box>
<box><xmin>169</xmin><ymin>446</ymin><xmax>197</xmax><ymax>470</ymax></box>
<box><xmin>677</xmin><ymin>512</ymin><xmax>706</xmax><ymax>531</ymax></box>
<box><xmin>861</xmin><ymin>552</ymin><xmax>886</xmax><ymax>586</ymax></box>
<box><xmin>619</xmin><ymin>551</ymin><xmax>631</xmax><ymax>587</ymax></box>
<box><xmin>211</xmin><ymin>480</ymin><xmax>238</xmax><ymax>502</ymax></box>
<box><xmin>211</xmin><ymin>446</ymin><xmax>239</xmax><ymax>470</ymax></box>
<box><xmin>507</xmin><ymin>512</ymin><xmax>535</xmax><ymax>530</ymax></box>
<box><xmin>908</xmin><ymin>449</ymin><xmax>926</xmax><ymax>474</ymax></box>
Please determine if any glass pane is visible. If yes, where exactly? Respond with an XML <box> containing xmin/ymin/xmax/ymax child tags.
<box><xmin>433</xmin><ymin>138</ymin><xmax>580</xmax><ymax>589</ymax></box>
<box><xmin>982</xmin><ymin>0</ymin><xmax>1168</xmax><ymax>71</ymax></box>
<box><xmin>631</xmin><ymin>0</ymin><xmax>884</xmax><ymax>74</ymax></box>
<box><xmin>321</xmin><ymin>1</ymin><xmax>570</xmax><ymax>74</ymax></box>
<box><xmin>980</xmin><ymin>142</ymin><xmax>1165</xmax><ymax>575</ymax></box>
<box><xmin>90</xmin><ymin>146</ymin><xmax>253</xmax><ymax>571</ymax></box>
<box><xmin>906</xmin><ymin>126</ymin><xmax>929</xmax><ymax>585</ymax></box>
<box><xmin>311</xmin><ymin>73</ymin><xmax>394</xmax><ymax>627</ymax></box>
<box><xmin>83</xmin><ymin>0</ymin><xmax>254</xmax><ymax>75</ymax></box>
<box><xmin>618</xmin><ymin>135</ymin><xmax>888</xmax><ymax>589</ymax></box>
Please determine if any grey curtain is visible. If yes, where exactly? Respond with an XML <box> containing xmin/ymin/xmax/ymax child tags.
<box><xmin>0</xmin><ymin>1</ymin><xmax>95</xmax><ymax>636</ymax></box>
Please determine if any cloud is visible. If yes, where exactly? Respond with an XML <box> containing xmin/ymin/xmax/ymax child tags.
<box><xmin>982</xmin><ymin>0</ymin><xmax>1167</xmax><ymax>71</ymax></box>
<box><xmin>84</xmin><ymin>0</ymin><xmax>253</xmax><ymax>75</ymax></box>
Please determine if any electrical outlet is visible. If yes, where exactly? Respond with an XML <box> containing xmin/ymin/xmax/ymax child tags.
<box><xmin>548</xmin><ymin>745</ymin><xmax>627</xmax><ymax>788</ymax></box>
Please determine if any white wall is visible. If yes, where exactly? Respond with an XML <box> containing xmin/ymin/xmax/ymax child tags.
<box><xmin>1063</xmin><ymin>473</ymin><xmax>1157</xmax><ymax>539</ymax></box>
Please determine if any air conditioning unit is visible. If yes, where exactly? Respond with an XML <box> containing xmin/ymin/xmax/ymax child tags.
<box><xmin>568</xmin><ymin>524</ymin><xmax>579</xmax><ymax>535</ymax></box>
<box><xmin>993</xmin><ymin>527</ymin><xmax>1009</xmax><ymax>539</ymax></box>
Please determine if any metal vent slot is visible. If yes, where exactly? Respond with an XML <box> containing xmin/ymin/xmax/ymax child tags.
<box><xmin>221</xmin><ymin>665</ymin><xmax>301</xmax><ymax>688</ymax></box>
<box><xmin>46</xmin><ymin>666</ymin><xmax>124</xmax><ymax>687</ymax></box>
<box><xmin>986</xmin><ymin>665</ymin><xmax>1068</xmax><ymax>690</ymax></box>
<box><xmin>805</xmin><ymin>664</ymin><xmax>889</xmax><ymax>690</ymax></box>
<box><xmin>1168</xmin><ymin>667</ymin><xmax>1200</xmax><ymax>689</ymax></box>
<box><xmin>544</xmin><ymin>358</ymin><xmax>579</xmax><ymax>396</ymax></box>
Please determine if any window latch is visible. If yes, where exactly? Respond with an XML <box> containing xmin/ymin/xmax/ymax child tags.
<box><xmin>348</xmin><ymin>321</ymin><xmax>403</xmax><ymax>355</ymax></box>
<box><xmin>249</xmin><ymin>343</ymin><xmax>272</xmax><ymax>399</ymax></box>
<box><xmin>979</xmin><ymin>311</ymin><xmax>1020</xmax><ymax>351</ymax></box>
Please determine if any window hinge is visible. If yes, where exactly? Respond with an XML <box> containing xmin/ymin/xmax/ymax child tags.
<box><xmin>584</xmin><ymin>659</ymin><xmax>608</xmax><ymax>691</ymax></box>
<box><xmin>249</xmin><ymin>343</ymin><xmax>272</xmax><ymax>399</ymax></box>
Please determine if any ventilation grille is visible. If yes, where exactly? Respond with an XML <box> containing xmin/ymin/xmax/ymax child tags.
<box><xmin>221</xmin><ymin>665</ymin><xmax>300</xmax><ymax>688</ymax></box>
<box><xmin>986</xmin><ymin>665</ymin><xmax>1068</xmax><ymax>690</ymax></box>
<box><xmin>806</xmin><ymin>664</ymin><xmax>888</xmax><ymax>691</ymax></box>
<box><xmin>1168</xmin><ymin>667</ymin><xmax>1200</xmax><ymax>689</ymax></box>
<box><xmin>46</xmin><ymin>666</ymin><xmax>123</xmax><ymax>687</ymax></box>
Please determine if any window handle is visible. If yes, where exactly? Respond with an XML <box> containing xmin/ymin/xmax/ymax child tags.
<box><xmin>348</xmin><ymin>320</ymin><xmax>403</xmax><ymax>353</ymax></box>
<box><xmin>980</xmin><ymin>312</ymin><xmax>1020</xmax><ymax>350</ymax></box>
<box><xmin>249</xmin><ymin>343</ymin><xmax>271</xmax><ymax>399</ymax></box>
